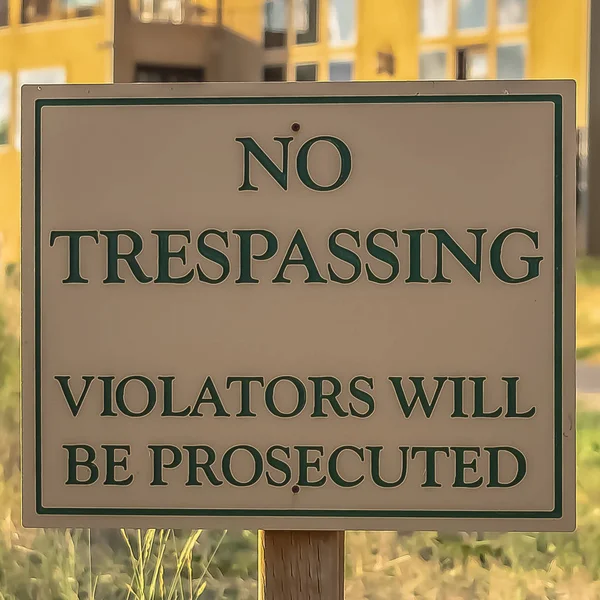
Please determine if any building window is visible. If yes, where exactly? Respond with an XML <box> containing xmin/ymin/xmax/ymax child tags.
<box><xmin>296</xmin><ymin>0</ymin><xmax>318</xmax><ymax>45</ymax></box>
<box><xmin>419</xmin><ymin>1</ymin><xmax>526</xmax><ymax>81</ymax></box>
<box><xmin>263</xmin><ymin>65</ymin><xmax>287</xmax><ymax>81</ymax></box>
<box><xmin>0</xmin><ymin>73</ymin><xmax>10</xmax><ymax>146</ymax></box>
<box><xmin>22</xmin><ymin>0</ymin><xmax>102</xmax><ymax>23</ymax></box>
<box><xmin>329</xmin><ymin>61</ymin><xmax>353</xmax><ymax>81</ymax></box>
<box><xmin>135</xmin><ymin>64</ymin><xmax>206</xmax><ymax>83</ymax></box>
<box><xmin>497</xmin><ymin>43</ymin><xmax>525</xmax><ymax>78</ymax></box>
<box><xmin>16</xmin><ymin>67</ymin><xmax>66</xmax><ymax>151</ymax></box>
<box><xmin>419</xmin><ymin>51</ymin><xmax>447</xmax><ymax>79</ymax></box>
<box><xmin>498</xmin><ymin>0</ymin><xmax>526</xmax><ymax>27</ymax></box>
<box><xmin>457</xmin><ymin>46</ymin><xmax>488</xmax><ymax>79</ymax></box>
<box><xmin>329</xmin><ymin>0</ymin><xmax>356</xmax><ymax>46</ymax></box>
<box><xmin>420</xmin><ymin>0</ymin><xmax>448</xmax><ymax>37</ymax></box>
<box><xmin>296</xmin><ymin>63</ymin><xmax>318</xmax><ymax>81</ymax></box>
<box><xmin>0</xmin><ymin>0</ymin><xmax>8</xmax><ymax>27</ymax></box>
<box><xmin>264</xmin><ymin>0</ymin><xmax>288</xmax><ymax>49</ymax></box>
<box><xmin>62</xmin><ymin>0</ymin><xmax>102</xmax><ymax>17</ymax></box>
<box><xmin>22</xmin><ymin>0</ymin><xmax>51</xmax><ymax>23</ymax></box>
<box><xmin>457</xmin><ymin>0</ymin><xmax>487</xmax><ymax>30</ymax></box>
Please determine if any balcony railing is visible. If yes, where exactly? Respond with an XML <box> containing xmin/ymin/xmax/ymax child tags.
<box><xmin>132</xmin><ymin>0</ymin><xmax>211</xmax><ymax>25</ymax></box>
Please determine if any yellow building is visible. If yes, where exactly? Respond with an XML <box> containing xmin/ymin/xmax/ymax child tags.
<box><xmin>0</xmin><ymin>0</ymin><xmax>110</xmax><ymax>268</ymax></box>
<box><xmin>0</xmin><ymin>0</ymin><xmax>591</xmax><ymax>266</ymax></box>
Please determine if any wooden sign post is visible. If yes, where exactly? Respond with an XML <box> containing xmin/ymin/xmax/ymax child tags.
<box><xmin>259</xmin><ymin>531</ymin><xmax>344</xmax><ymax>600</ymax></box>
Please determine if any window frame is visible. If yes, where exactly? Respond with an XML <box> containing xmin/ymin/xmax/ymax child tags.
<box><xmin>295</xmin><ymin>0</ymin><xmax>319</xmax><ymax>46</ymax></box>
<box><xmin>456</xmin><ymin>0</ymin><xmax>488</xmax><ymax>33</ymax></box>
<box><xmin>420</xmin><ymin>0</ymin><xmax>450</xmax><ymax>39</ymax></box>
<box><xmin>263</xmin><ymin>0</ymin><xmax>289</xmax><ymax>50</ymax></box>
<box><xmin>295</xmin><ymin>62</ymin><xmax>319</xmax><ymax>81</ymax></box>
<box><xmin>261</xmin><ymin>0</ymin><xmax>357</xmax><ymax>82</ymax></box>
<box><xmin>496</xmin><ymin>41</ymin><xmax>527</xmax><ymax>80</ymax></box>
<box><xmin>328</xmin><ymin>59</ymin><xmax>354</xmax><ymax>81</ymax></box>
<box><xmin>456</xmin><ymin>44</ymin><xmax>489</xmax><ymax>80</ymax></box>
<box><xmin>497</xmin><ymin>0</ymin><xmax>527</xmax><ymax>29</ymax></box>
<box><xmin>262</xmin><ymin>64</ymin><xmax>288</xmax><ymax>82</ymax></box>
<box><xmin>329</xmin><ymin>0</ymin><xmax>357</xmax><ymax>47</ymax></box>
<box><xmin>418</xmin><ymin>0</ymin><xmax>529</xmax><ymax>80</ymax></box>
<box><xmin>418</xmin><ymin>48</ymin><xmax>449</xmax><ymax>80</ymax></box>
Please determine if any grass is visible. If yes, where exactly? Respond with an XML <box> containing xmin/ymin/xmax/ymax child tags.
<box><xmin>345</xmin><ymin>411</ymin><xmax>600</xmax><ymax>599</ymax></box>
<box><xmin>118</xmin><ymin>528</ymin><xmax>227</xmax><ymax>600</ymax></box>
<box><xmin>0</xmin><ymin>120</ymin><xmax>7</xmax><ymax>146</ymax></box>
<box><xmin>577</xmin><ymin>257</ymin><xmax>600</xmax><ymax>362</ymax></box>
<box><xmin>1</xmin><ymin>259</ymin><xmax>600</xmax><ymax>598</ymax></box>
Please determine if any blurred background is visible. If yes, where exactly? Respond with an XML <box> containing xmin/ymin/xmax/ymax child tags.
<box><xmin>1</xmin><ymin>1</ymin><xmax>600</xmax><ymax>598</ymax></box>
<box><xmin>0</xmin><ymin>0</ymin><xmax>593</xmax><ymax>270</ymax></box>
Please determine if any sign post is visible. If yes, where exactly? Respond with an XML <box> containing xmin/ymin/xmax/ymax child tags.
<box><xmin>259</xmin><ymin>530</ymin><xmax>344</xmax><ymax>600</ymax></box>
<box><xmin>21</xmin><ymin>81</ymin><xmax>576</xmax><ymax>592</ymax></box>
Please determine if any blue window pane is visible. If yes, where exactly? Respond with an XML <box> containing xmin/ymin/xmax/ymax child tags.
<box><xmin>458</xmin><ymin>0</ymin><xmax>487</xmax><ymax>30</ymax></box>
<box><xmin>497</xmin><ymin>44</ymin><xmax>525</xmax><ymax>79</ymax></box>
<box><xmin>419</xmin><ymin>51</ymin><xmax>447</xmax><ymax>79</ymax></box>
<box><xmin>329</xmin><ymin>61</ymin><xmax>353</xmax><ymax>81</ymax></box>
<box><xmin>265</xmin><ymin>0</ymin><xmax>286</xmax><ymax>31</ymax></box>
<box><xmin>498</xmin><ymin>0</ymin><xmax>527</xmax><ymax>27</ymax></box>
<box><xmin>329</xmin><ymin>0</ymin><xmax>356</xmax><ymax>45</ymax></box>
<box><xmin>420</xmin><ymin>0</ymin><xmax>448</xmax><ymax>37</ymax></box>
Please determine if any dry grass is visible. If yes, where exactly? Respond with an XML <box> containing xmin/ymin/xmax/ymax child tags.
<box><xmin>345</xmin><ymin>530</ymin><xmax>600</xmax><ymax>599</ymax></box>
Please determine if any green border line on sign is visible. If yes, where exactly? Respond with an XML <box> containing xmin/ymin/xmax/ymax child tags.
<box><xmin>33</xmin><ymin>94</ymin><xmax>563</xmax><ymax>518</ymax></box>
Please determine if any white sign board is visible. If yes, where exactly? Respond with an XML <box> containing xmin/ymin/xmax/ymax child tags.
<box><xmin>22</xmin><ymin>82</ymin><xmax>575</xmax><ymax>530</ymax></box>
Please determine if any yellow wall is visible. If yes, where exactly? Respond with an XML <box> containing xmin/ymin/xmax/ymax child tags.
<box><xmin>358</xmin><ymin>0</ymin><xmax>419</xmax><ymax>81</ymax></box>
<box><xmin>0</xmin><ymin>1</ymin><xmax>109</xmax><ymax>265</ymax></box>
<box><xmin>220</xmin><ymin>0</ymin><xmax>264</xmax><ymax>41</ymax></box>
<box><xmin>529</xmin><ymin>0</ymin><xmax>589</xmax><ymax>125</ymax></box>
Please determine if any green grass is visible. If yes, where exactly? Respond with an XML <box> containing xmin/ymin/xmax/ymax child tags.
<box><xmin>0</xmin><ymin>120</ymin><xmax>8</xmax><ymax>146</ymax></box>
<box><xmin>578</xmin><ymin>258</ymin><xmax>600</xmax><ymax>287</ymax></box>
<box><xmin>577</xmin><ymin>257</ymin><xmax>600</xmax><ymax>363</ymax></box>
<box><xmin>2</xmin><ymin>263</ymin><xmax>600</xmax><ymax>598</ymax></box>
